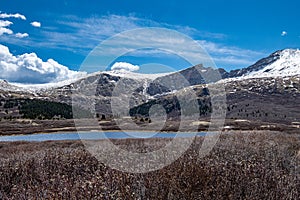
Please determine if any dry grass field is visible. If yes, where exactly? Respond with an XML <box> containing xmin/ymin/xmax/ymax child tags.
<box><xmin>0</xmin><ymin>131</ymin><xmax>299</xmax><ymax>199</ymax></box>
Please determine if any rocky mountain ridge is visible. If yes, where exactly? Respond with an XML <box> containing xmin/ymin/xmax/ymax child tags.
<box><xmin>0</xmin><ymin>48</ymin><xmax>299</xmax><ymax>126</ymax></box>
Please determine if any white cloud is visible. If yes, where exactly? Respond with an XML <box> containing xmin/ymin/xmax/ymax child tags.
<box><xmin>0</xmin><ymin>12</ymin><xmax>26</xmax><ymax>20</ymax></box>
<box><xmin>0</xmin><ymin>27</ymin><xmax>13</xmax><ymax>35</ymax></box>
<box><xmin>85</xmin><ymin>28</ymin><xmax>265</xmax><ymax>70</ymax></box>
<box><xmin>36</xmin><ymin>14</ymin><xmax>228</xmax><ymax>54</ymax></box>
<box><xmin>197</xmin><ymin>40</ymin><xmax>266</xmax><ymax>66</ymax></box>
<box><xmin>15</xmin><ymin>33</ymin><xmax>29</xmax><ymax>38</ymax></box>
<box><xmin>0</xmin><ymin>14</ymin><xmax>26</xmax><ymax>37</ymax></box>
<box><xmin>281</xmin><ymin>31</ymin><xmax>287</xmax><ymax>36</ymax></box>
<box><xmin>0</xmin><ymin>20</ymin><xmax>13</xmax><ymax>36</ymax></box>
<box><xmin>0</xmin><ymin>44</ymin><xmax>86</xmax><ymax>84</ymax></box>
<box><xmin>0</xmin><ymin>14</ymin><xmax>265</xmax><ymax>69</ymax></box>
<box><xmin>111</xmin><ymin>62</ymin><xmax>140</xmax><ymax>72</ymax></box>
<box><xmin>198</xmin><ymin>40</ymin><xmax>263</xmax><ymax>57</ymax></box>
<box><xmin>53</xmin><ymin>15</ymin><xmax>266</xmax><ymax>68</ymax></box>
<box><xmin>0</xmin><ymin>20</ymin><xmax>12</xmax><ymax>27</ymax></box>
<box><xmin>31</xmin><ymin>21</ymin><xmax>41</xmax><ymax>27</ymax></box>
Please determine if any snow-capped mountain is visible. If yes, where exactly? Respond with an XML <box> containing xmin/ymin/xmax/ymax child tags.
<box><xmin>0</xmin><ymin>80</ymin><xmax>24</xmax><ymax>92</ymax></box>
<box><xmin>1</xmin><ymin>70</ymin><xmax>170</xmax><ymax>93</ymax></box>
<box><xmin>228</xmin><ymin>49</ymin><xmax>300</xmax><ymax>79</ymax></box>
<box><xmin>1</xmin><ymin>48</ymin><xmax>300</xmax><ymax>133</ymax></box>
<box><xmin>1</xmin><ymin>48</ymin><xmax>300</xmax><ymax>95</ymax></box>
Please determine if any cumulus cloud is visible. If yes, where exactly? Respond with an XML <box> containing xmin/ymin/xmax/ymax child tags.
<box><xmin>30</xmin><ymin>21</ymin><xmax>41</xmax><ymax>27</ymax></box>
<box><xmin>0</xmin><ymin>27</ymin><xmax>13</xmax><ymax>35</ymax></box>
<box><xmin>281</xmin><ymin>31</ymin><xmax>287</xmax><ymax>36</ymax></box>
<box><xmin>0</xmin><ymin>20</ymin><xmax>12</xmax><ymax>27</ymax></box>
<box><xmin>15</xmin><ymin>33</ymin><xmax>29</xmax><ymax>38</ymax></box>
<box><xmin>0</xmin><ymin>12</ymin><xmax>26</xmax><ymax>20</ymax></box>
<box><xmin>0</xmin><ymin>20</ymin><xmax>13</xmax><ymax>36</ymax></box>
<box><xmin>111</xmin><ymin>62</ymin><xmax>140</xmax><ymax>72</ymax></box>
<box><xmin>0</xmin><ymin>44</ymin><xmax>86</xmax><ymax>84</ymax></box>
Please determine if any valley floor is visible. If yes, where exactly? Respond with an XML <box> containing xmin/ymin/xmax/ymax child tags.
<box><xmin>0</xmin><ymin>131</ymin><xmax>299</xmax><ymax>199</ymax></box>
<box><xmin>0</xmin><ymin>118</ymin><xmax>299</xmax><ymax>136</ymax></box>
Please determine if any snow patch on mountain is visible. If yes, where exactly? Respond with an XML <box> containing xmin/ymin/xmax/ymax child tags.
<box><xmin>2</xmin><ymin>70</ymin><xmax>172</xmax><ymax>93</ymax></box>
<box><xmin>12</xmin><ymin>77</ymin><xmax>86</xmax><ymax>91</ymax></box>
<box><xmin>0</xmin><ymin>79</ymin><xmax>24</xmax><ymax>92</ymax></box>
<box><xmin>105</xmin><ymin>70</ymin><xmax>172</xmax><ymax>80</ymax></box>
<box><xmin>242</xmin><ymin>49</ymin><xmax>300</xmax><ymax>78</ymax></box>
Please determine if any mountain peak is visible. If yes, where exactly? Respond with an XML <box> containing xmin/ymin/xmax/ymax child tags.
<box><xmin>228</xmin><ymin>48</ymin><xmax>300</xmax><ymax>79</ymax></box>
<box><xmin>0</xmin><ymin>79</ymin><xmax>24</xmax><ymax>92</ymax></box>
<box><xmin>276</xmin><ymin>48</ymin><xmax>300</xmax><ymax>59</ymax></box>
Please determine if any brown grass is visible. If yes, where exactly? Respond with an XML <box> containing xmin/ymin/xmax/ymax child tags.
<box><xmin>0</xmin><ymin>131</ymin><xmax>299</xmax><ymax>199</ymax></box>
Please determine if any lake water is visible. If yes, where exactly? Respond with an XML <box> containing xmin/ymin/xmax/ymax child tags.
<box><xmin>0</xmin><ymin>131</ymin><xmax>209</xmax><ymax>142</ymax></box>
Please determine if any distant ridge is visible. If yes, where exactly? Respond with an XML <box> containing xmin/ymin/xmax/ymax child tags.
<box><xmin>1</xmin><ymin>48</ymin><xmax>300</xmax><ymax>93</ymax></box>
<box><xmin>227</xmin><ymin>48</ymin><xmax>300</xmax><ymax>78</ymax></box>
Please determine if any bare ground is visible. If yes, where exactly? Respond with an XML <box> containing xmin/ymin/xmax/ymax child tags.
<box><xmin>0</xmin><ymin>118</ymin><xmax>299</xmax><ymax>136</ymax></box>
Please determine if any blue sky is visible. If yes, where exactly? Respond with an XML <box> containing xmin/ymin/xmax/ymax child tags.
<box><xmin>0</xmin><ymin>0</ymin><xmax>300</xmax><ymax>82</ymax></box>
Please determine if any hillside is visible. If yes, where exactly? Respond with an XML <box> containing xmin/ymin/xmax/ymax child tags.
<box><xmin>227</xmin><ymin>49</ymin><xmax>300</xmax><ymax>78</ymax></box>
<box><xmin>0</xmin><ymin>49</ymin><xmax>300</xmax><ymax>134</ymax></box>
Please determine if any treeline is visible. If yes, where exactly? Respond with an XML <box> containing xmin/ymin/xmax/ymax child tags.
<box><xmin>0</xmin><ymin>98</ymin><xmax>93</xmax><ymax>120</ymax></box>
<box><xmin>129</xmin><ymin>97</ymin><xmax>212</xmax><ymax>118</ymax></box>
<box><xmin>20</xmin><ymin>99</ymin><xmax>93</xmax><ymax>119</ymax></box>
<box><xmin>20</xmin><ymin>99</ymin><xmax>73</xmax><ymax>119</ymax></box>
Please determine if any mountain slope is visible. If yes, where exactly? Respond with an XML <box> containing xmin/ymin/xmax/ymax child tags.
<box><xmin>228</xmin><ymin>49</ymin><xmax>300</xmax><ymax>78</ymax></box>
<box><xmin>0</xmin><ymin>80</ymin><xmax>25</xmax><ymax>92</ymax></box>
<box><xmin>145</xmin><ymin>64</ymin><xmax>226</xmax><ymax>96</ymax></box>
<box><xmin>2</xmin><ymin>48</ymin><xmax>300</xmax><ymax>95</ymax></box>
<box><xmin>130</xmin><ymin>74</ymin><xmax>300</xmax><ymax>131</ymax></box>
<box><xmin>1</xmin><ymin>48</ymin><xmax>300</xmax><ymax>134</ymax></box>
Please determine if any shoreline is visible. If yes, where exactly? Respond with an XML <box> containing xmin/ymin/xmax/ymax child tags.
<box><xmin>0</xmin><ymin>128</ymin><xmax>204</xmax><ymax>137</ymax></box>
<box><xmin>0</xmin><ymin>129</ymin><xmax>209</xmax><ymax>142</ymax></box>
<box><xmin>0</xmin><ymin>130</ymin><xmax>285</xmax><ymax>143</ymax></box>
<box><xmin>0</xmin><ymin>118</ymin><xmax>299</xmax><ymax>137</ymax></box>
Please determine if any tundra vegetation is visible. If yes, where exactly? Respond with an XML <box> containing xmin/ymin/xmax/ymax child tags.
<box><xmin>0</xmin><ymin>131</ymin><xmax>299</xmax><ymax>199</ymax></box>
